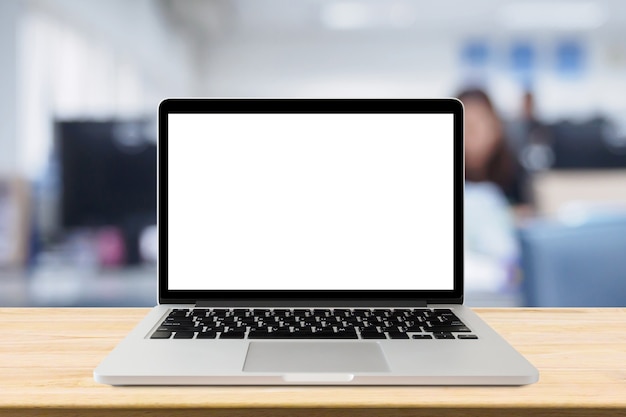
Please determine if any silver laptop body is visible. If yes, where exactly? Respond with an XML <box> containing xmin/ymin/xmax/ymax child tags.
<box><xmin>94</xmin><ymin>98</ymin><xmax>538</xmax><ymax>385</ymax></box>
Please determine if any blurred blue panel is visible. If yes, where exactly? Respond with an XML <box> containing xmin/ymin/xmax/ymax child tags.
<box><xmin>510</xmin><ymin>41</ymin><xmax>535</xmax><ymax>88</ymax></box>
<box><xmin>519</xmin><ymin>214</ymin><xmax>626</xmax><ymax>307</ymax></box>
<box><xmin>511</xmin><ymin>42</ymin><xmax>534</xmax><ymax>72</ymax></box>
<box><xmin>459</xmin><ymin>40</ymin><xmax>491</xmax><ymax>86</ymax></box>
<box><xmin>461</xmin><ymin>40</ymin><xmax>490</xmax><ymax>67</ymax></box>
<box><xmin>555</xmin><ymin>40</ymin><xmax>585</xmax><ymax>77</ymax></box>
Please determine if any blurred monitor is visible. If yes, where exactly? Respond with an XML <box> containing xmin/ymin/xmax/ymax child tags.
<box><xmin>55</xmin><ymin>120</ymin><xmax>157</xmax><ymax>263</ymax></box>
<box><xmin>551</xmin><ymin>118</ymin><xmax>626</xmax><ymax>169</ymax></box>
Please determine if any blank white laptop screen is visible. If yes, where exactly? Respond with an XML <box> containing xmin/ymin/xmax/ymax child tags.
<box><xmin>167</xmin><ymin>113</ymin><xmax>454</xmax><ymax>290</ymax></box>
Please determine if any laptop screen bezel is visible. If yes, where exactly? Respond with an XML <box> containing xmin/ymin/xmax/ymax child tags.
<box><xmin>158</xmin><ymin>98</ymin><xmax>464</xmax><ymax>305</ymax></box>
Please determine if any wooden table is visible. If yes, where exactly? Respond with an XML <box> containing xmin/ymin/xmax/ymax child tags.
<box><xmin>0</xmin><ymin>308</ymin><xmax>625</xmax><ymax>417</ymax></box>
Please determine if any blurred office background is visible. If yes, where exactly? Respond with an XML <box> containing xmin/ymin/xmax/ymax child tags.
<box><xmin>1</xmin><ymin>0</ymin><xmax>625</xmax><ymax>307</ymax></box>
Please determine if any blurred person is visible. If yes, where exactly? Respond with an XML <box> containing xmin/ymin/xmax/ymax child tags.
<box><xmin>457</xmin><ymin>88</ymin><xmax>523</xmax><ymax>291</ymax></box>
<box><xmin>458</xmin><ymin>88</ymin><xmax>531</xmax><ymax>209</ymax></box>
<box><xmin>518</xmin><ymin>90</ymin><xmax>555</xmax><ymax>173</ymax></box>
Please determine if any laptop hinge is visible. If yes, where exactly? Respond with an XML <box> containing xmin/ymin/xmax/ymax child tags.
<box><xmin>194</xmin><ymin>300</ymin><xmax>428</xmax><ymax>308</ymax></box>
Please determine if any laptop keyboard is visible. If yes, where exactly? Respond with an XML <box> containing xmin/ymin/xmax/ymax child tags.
<box><xmin>150</xmin><ymin>308</ymin><xmax>478</xmax><ymax>340</ymax></box>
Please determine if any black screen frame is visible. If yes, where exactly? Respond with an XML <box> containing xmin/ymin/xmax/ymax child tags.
<box><xmin>158</xmin><ymin>98</ymin><xmax>464</xmax><ymax>306</ymax></box>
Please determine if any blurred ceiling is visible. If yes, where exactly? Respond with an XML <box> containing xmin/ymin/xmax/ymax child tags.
<box><xmin>162</xmin><ymin>0</ymin><xmax>626</xmax><ymax>41</ymax></box>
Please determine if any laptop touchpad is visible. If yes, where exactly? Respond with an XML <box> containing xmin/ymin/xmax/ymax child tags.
<box><xmin>243</xmin><ymin>342</ymin><xmax>390</xmax><ymax>373</ymax></box>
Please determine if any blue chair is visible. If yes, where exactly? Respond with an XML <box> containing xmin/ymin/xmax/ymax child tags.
<box><xmin>519</xmin><ymin>213</ymin><xmax>626</xmax><ymax>307</ymax></box>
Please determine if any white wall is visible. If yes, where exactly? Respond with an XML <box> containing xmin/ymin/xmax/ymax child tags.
<box><xmin>31</xmin><ymin>0</ymin><xmax>194</xmax><ymax>99</ymax></box>
<box><xmin>13</xmin><ymin>0</ymin><xmax>199</xmax><ymax>177</ymax></box>
<box><xmin>200</xmin><ymin>4</ymin><xmax>626</xmax><ymax>125</ymax></box>
<box><xmin>0</xmin><ymin>1</ymin><xmax>21</xmax><ymax>174</ymax></box>
<box><xmin>204</xmin><ymin>33</ymin><xmax>459</xmax><ymax>99</ymax></box>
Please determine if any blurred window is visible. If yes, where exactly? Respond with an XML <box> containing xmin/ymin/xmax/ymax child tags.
<box><xmin>18</xmin><ymin>8</ymin><xmax>143</xmax><ymax>178</ymax></box>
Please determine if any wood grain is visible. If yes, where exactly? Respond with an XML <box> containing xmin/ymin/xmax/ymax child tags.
<box><xmin>0</xmin><ymin>308</ymin><xmax>625</xmax><ymax>417</ymax></box>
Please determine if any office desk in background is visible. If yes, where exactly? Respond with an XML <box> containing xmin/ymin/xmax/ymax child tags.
<box><xmin>0</xmin><ymin>266</ymin><xmax>157</xmax><ymax>307</ymax></box>
<box><xmin>0</xmin><ymin>264</ymin><xmax>521</xmax><ymax>307</ymax></box>
<box><xmin>0</xmin><ymin>308</ymin><xmax>624</xmax><ymax>417</ymax></box>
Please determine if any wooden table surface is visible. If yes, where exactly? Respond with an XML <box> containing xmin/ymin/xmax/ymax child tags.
<box><xmin>0</xmin><ymin>308</ymin><xmax>625</xmax><ymax>417</ymax></box>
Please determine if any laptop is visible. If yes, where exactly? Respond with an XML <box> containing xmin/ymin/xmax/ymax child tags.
<box><xmin>94</xmin><ymin>98</ymin><xmax>538</xmax><ymax>385</ymax></box>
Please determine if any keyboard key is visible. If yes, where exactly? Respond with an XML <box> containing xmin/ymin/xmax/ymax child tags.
<box><xmin>413</xmin><ymin>309</ymin><xmax>430</xmax><ymax>315</ymax></box>
<box><xmin>220</xmin><ymin>331</ymin><xmax>245</xmax><ymax>339</ymax></box>
<box><xmin>424</xmin><ymin>325</ymin><xmax>470</xmax><ymax>333</ymax></box>
<box><xmin>248</xmin><ymin>329</ymin><xmax>358</xmax><ymax>339</ymax></box>
<box><xmin>164</xmin><ymin>316</ymin><xmax>186</xmax><ymax>321</ymax></box>
<box><xmin>212</xmin><ymin>309</ymin><xmax>228</xmax><ymax>316</ymax></box>
<box><xmin>157</xmin><ymin>326</ymin><xmax>174</xmax><ymax>331</ymax></box>
<box><xmin>433</xmin><ymin>332</ymin><xmax>455</xmax><ymax>340</ymax></box>
<box><xmin>373</xmin><ymin>309</ymin><xmax>391</xmax><ymax>316</ymax></box>
<box><xmin>173</xmin><ymin>331</ymin><xmax>194</xmax><ymax>339</ymax></box>
<box><xmin>403</xmin><ymin>325</ymin><xmax>423</xmax><ymax>332</ymax></box>
<box><xmin>325</xmin><ymin>316</ymin><xmax>342</xmax><ymax>324</ymax></box>
<box><xmin>411</xmin><ymin>334</ymin><xmax>433</xmax><ymax>339</ymax></box>
<box><xmin>196</xmin><ymin>331</ymin><xmax>217</xmax><ymax>339</ymax></box>
<box><xmin>160</xmin><ymin>323</ymin><xmax>199</xmax><ymax>331</ymax></box>
<box><xmin>324</xmin><ymin>332</ymin><xmax>351</xmax><ymax>338</ymax></box>
<box><xmin>457</xmin><ymin>334</ymin><xmax>478</xmax><ymax>339</ymax></box>
<box><xmin>150</xmin><ymin>331</ymin><xmax>172</xmax><ymax>339</ymax></box>
<box><xmin>353</xmin><ymin>309</ymin><xmax>370</xmax><ymax>317</ymax></box>
<box><xmin>360</xmin><ymin>330</ymin><xmax>386</xmax><ymax>339</ymax></box>
<box><xmin>239</xmin><ymin>316</ymin><xmax>256</xmax><ymax>324</ymax></box>
<box><xmin>386</xmin><ymin>331</ymin><xmax>409</xmax><ymax>339</ymax></box>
